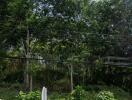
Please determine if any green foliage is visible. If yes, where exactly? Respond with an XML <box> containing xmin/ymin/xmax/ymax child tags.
<box><xmin>71</xmin><ymin>86</ymin><xmax>87</xmax><ymax>100</ymax></box>
<box><xmin>0</xmin><ymin>85</ymin><xmax>131</xmax><ymax>100</ymax></box>
<box><xmin>0</xmin><ymin>0</ymin><xmax>132</xmax><ymax>96</ymax></box>
<box><xmin>0</xmin><ymin>87</ymin><xmax>17</xmax><ymax>100</ymax></box>
<box><xmin>49</xmin><ymin>92</ymin><xmax>67</xmax><ymax>100</ymax></box>
<box><xmin>29</xmin><ymin>61</ymin><xmax>43</xmax><ymax>76</ymax></box>
<box><xmin>96</xmin><ymin>91</ymin><xmax>117</xmax><ymax>100</ymax></box>
<box><xmin>16</xmin><ymin>91</ymin><xmax>41</xmax><ymax>100</ymax></box>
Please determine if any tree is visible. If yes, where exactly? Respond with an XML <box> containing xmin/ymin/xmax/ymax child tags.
<box><xmin>0</xmin><ymin>0</ymin><xmax>132</xmax><ymax>92</ymax></box>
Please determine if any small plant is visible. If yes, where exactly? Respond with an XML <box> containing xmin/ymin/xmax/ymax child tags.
<box><xmin>16</xmin><ymin>91</ymin><xmax>41</xmax><ymax>100</ymax></box>
<box><xmin>71</xmin><ymin>86</ymin><xmax>87</xmax><ymax>100</ymax></box>
<box><xmin>96</xmin><ymin>91</ymin><xmax>117</xmax><ymax>100</ymax></box>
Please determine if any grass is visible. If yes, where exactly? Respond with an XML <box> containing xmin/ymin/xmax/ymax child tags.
<box><xmin>0</xmin><ymin>85</ymin><xmax>131</xmax><ymax>100</ymax></box>
<box><xmin>0</xmin><ymin>87</ymin><xmax>18</xmax><ymax>100</ymax></box>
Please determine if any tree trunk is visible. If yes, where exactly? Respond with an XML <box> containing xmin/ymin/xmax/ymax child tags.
<box><xmin>30</xmin><ymin>75</ymin><xmax>33</xmax><ymax>91</ymax></box>
<box><xmin>25</xmin><ymin>25</ymin><xmax>30</xmax><ymax>90</ymax></box>
<box><xmin>70</xmin><ymin>64</ymin><xmax>73</xmax><ymax>92</ymax></box>
<box><xmin>25</xmin><ymin>59</ymin><xmax>29</xmax><ymax>90</ymax></box>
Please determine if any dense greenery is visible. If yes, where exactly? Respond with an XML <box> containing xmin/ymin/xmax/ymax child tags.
<box><xmin>0</xmin><ymin>85</ymin><xmax>131</xmax><ymax>100</ymax></box>
<box><xmin>0</xmin><ymin>0</ymin><xmax>132</xmax><ymax>99</ymax></box>
<box><xmin>16</xmin><ymin>91</ymin><xmax>41</xmax><ymax>100</ymax></box>
<box><xmin>96</xmin><ymin>91</ymin><xmax>116</xmax><ymax>100</ymax></box>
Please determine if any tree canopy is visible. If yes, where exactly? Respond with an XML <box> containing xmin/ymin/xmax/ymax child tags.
<box><xmin>0</xmin><ymin>0</ymin><xmax>132</xmax><ymax>92</ymax></box>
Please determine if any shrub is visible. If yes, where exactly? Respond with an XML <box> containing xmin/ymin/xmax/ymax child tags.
<box><xmin>16</xmin><ymin>91</ymin><xmax>41</xmax><ymax>100</ymax></box>
<box><xmin>71</xmin><ymin>86</ymin><xmax>87</xmax><ymax>100</ymax></box>
<box><xmin>96</xmin><ymin>91</ymin><xmax>117</xmax><ymax>100</ymax></box>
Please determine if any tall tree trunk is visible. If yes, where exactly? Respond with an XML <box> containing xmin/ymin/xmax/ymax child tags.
<box><xmin>25</xmin><ymin>58</ymin><xmax>29</xmax><ymax>90</ymax></box>
<box><xmin>25</xmin><ymin>25</ymin><xmax>30</xmax><ymax>90</ymax></box>
<box><xmin>70</xmin><ymin>64</ymin><xmax>73</xmax><ymax>92</ymax></box>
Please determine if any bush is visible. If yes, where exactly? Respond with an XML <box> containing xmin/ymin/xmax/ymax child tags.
<box><xmin>16</xmin><ymin>91</ymin><xmax>41</xmax><ymax>100</ymax></box>
<box><xmin>71</xmin><ymin>86</ymin><xmax>87</xmax><ymax>100</ymax></box>
<box><xmin>96</xmin><ymin>91</ymin><xmax>117</xmax><ymax>100</ymax></box>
